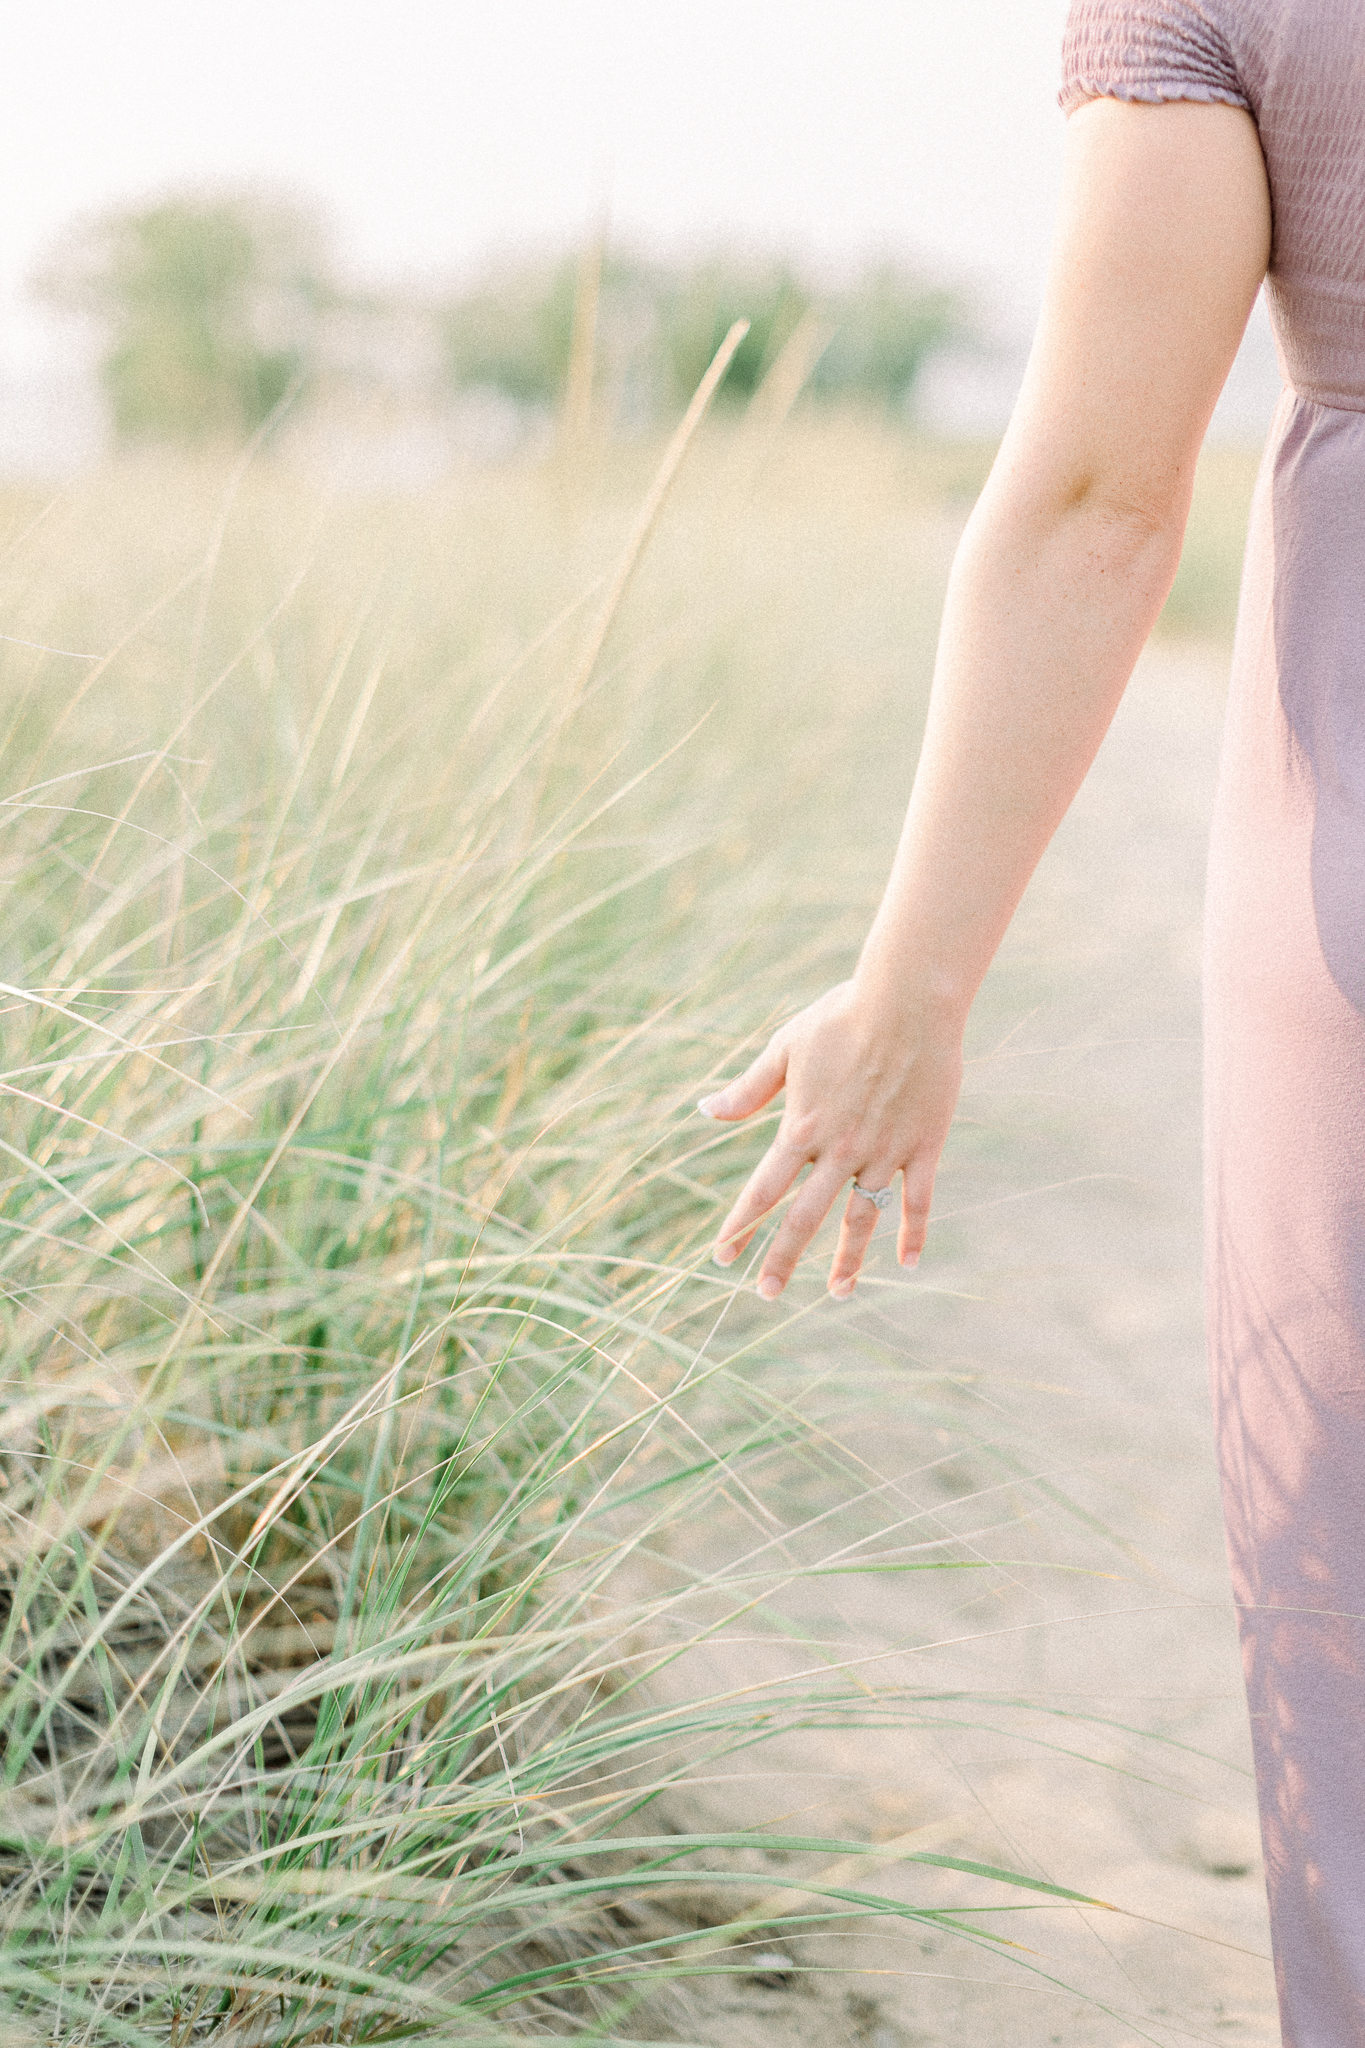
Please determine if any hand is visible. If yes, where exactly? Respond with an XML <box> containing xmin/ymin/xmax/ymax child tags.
<box><xmin>698</xmin><ymin>979</ymin><xmax>963</xmax><ymax>1301</ymax></box>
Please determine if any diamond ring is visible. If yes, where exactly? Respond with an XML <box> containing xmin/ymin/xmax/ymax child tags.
<box><xmin>851</xmin><ymin>1180</ymin><xmax>894</xmax><ymax>1211</ymax></box>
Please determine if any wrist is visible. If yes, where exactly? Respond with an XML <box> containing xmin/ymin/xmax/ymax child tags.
<box><xmin>850</xmin><ymin>949</ymin><xmax>973</xmax><ymax>1038</ymax></box>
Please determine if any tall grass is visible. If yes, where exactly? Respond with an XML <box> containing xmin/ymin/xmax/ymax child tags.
<box><xmin>0</xmin><ymin>405</ymin><xmax>1254</xmax><ymax>2045</ymax></box>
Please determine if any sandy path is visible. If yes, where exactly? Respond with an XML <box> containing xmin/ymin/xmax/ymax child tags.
<box><xmin>648</xmin><ymin>644</ymin><xmax>1280</xmax><ymax>2047</ymax></box>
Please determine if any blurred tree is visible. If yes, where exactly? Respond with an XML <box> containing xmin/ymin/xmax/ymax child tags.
<box><xmin>441</xmin><ymin>256</ymin><xmax>580</xmax><ymax>410</ymax></box>
<box><xmin>36</xmin><ymin>195</ymin><xmax>327</xmax><ymax>443</ymax></box>
<box><xmin>815</xmin><ymin>266</ymin><xmax>964</xmax><ymax>410</ymax></box>
<box><xmin>438</xmin><ymin>247</ymin><xmax>965</xmax><ymax>423</ymax></box>
<box><xmin>660</xmin><ymin>259</ymin><xmax>810</xmax><ymax>407</ymax></box>
<box><xmin>442</xmin><ymin>251</ymin><xmax>669</xmax><ymax>423</ymax></box>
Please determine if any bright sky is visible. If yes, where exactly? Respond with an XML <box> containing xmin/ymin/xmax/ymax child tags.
<box><xmin>4</xmin><ymin>0</ymin><xmax>1281</xmax><ymax>456</ymax></box>
<box><xmin>5</xmin><ymin>0</ymin><xmax>1073</xmax><ymax>307</ymax></box>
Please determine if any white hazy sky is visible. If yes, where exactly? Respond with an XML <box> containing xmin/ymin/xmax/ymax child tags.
<box><xmin>4</xmin><ymin>0</ymin><xmax>1073</xmax><ymax>309</ymax></box>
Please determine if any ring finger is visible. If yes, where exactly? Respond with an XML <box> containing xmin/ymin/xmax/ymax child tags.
<box><xmin>828</xmin><ymin>1169</ymin><xmax>900</xmax><ymax>1298</ymax></box>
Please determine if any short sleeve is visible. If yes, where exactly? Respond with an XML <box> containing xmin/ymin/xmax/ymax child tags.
<box><xmin>1060</xmin><ymin>0</ymin><xmax>1250</xmax><ymax>115</ymax></box>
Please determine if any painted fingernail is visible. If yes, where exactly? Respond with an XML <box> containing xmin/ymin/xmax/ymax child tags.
<box><xmin>830</xmin><ymin>1279</ymin><xmax>854</xmax><ymax>1300</ymax></box>
<box><xmin>696</xmin><ymin>1095</ymin><xmax>722</xmax><ymax>1118</ymax></box>
<box><xmin>757</xmin><ymin>1275</ymin><xmax>783</xmax><ymax>1301</ymax></box>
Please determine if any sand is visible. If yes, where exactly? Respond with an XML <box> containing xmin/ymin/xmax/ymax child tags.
<box><xmin>646</xmin><ymin>643</ymin><xmax>1280</xmax><ymax>2047</ymax></box>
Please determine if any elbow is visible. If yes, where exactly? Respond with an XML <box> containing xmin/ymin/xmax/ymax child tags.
<box><xmin>1057</xmin><ymin>468</ymin><xmax>1190</xmax><ymax>549</ymax></box>
<box><xmin>983</xmin><ymin>431</ymin><xmax>1193</xmax><ymax>553</ymax></box>
<box><xmin>1059</xmin><ymin>476</ymin><xmax>1189</xmax><ymax>604</ymax></box>
<box><xmin>981</xmin><ymin>461</ymin><xmax>1190</xmax><ymax>581</ymax></box>
<box><xmin>1059</xmin><ymin>478</ymin><xmax>1188</xmax><ymax>611</ymax></box>
<box><xmin>962</xmin><ymin>457</ymin><xmax>1190</xmax><ymax>613</ymax></box>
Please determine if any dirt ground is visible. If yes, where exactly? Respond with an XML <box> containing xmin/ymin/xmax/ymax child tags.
<box><xmin>646</xmin><ymin>643</ymin><xmax>1280</xmax><ymax>2047</ymax></box>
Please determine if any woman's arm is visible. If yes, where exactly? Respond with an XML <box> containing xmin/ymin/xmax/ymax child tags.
<box><xmin>702</xmin><ymin>96</ymin><xmax>1272</xmax><ymax>1300</ymax></box>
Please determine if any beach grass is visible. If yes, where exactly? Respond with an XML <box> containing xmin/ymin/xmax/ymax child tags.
<box><xmin>0</xmin><ymin>405</ymin><xmax>1255</xmax><ymax>2043</ymax></box>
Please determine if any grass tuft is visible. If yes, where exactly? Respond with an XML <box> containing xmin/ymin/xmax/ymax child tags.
<box><xmin>0</xmin><ymin>412</ymin><xmax>1254</xmax><ymax>2043</ymax></box>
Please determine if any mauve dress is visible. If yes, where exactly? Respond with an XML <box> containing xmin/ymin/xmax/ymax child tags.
<box><xmin>1060</xmin><ymin>3</ymin><xmax>1365</xmax><ymax>2040</ymax></box>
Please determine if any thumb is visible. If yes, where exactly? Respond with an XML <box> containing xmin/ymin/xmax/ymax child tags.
<box><xmin>698</xmin><ymin>1040</ymin><xmax>787</xmax><ymax>1122</ymax></box>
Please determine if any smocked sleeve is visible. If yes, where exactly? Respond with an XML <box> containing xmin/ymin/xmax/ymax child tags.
<box><xmin>1060</xmin><ymin>0</ymin><xmax>1249</xmax><ymax>115</ymax></box>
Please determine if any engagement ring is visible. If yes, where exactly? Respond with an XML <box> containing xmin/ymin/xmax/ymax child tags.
<box><xmin>851</xmin><ymin>1181</ymin><xmax>894</xmax><ymax>1211</ymax></box>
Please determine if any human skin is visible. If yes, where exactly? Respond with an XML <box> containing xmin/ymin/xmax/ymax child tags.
<box><xmin>700</xmin><ymin>97</ymin><xmax>1272</xmax><ymax>1301</ymax></box>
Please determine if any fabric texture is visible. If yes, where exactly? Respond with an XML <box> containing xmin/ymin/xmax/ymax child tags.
<box><xmin>1061</xmin><ymin>6</ymin><xmax>1365</xmax><ymax>2043</ymax></box>
<box><xmin>1061</xmin><ymin>0</ymin><xmax>1250</xmax><ymax>111</ymax></box>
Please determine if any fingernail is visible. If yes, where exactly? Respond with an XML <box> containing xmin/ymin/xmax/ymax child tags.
<box><xmin>757</xmin><ymin>1275</ymin><xmax>783</xmax><ymax>1301</ymax></box>
<box><xmin>713</xmin><ymin>1247</ymin><xmax>738</xmax><ymax>1268</ymax></box>
<box><xmin>696</xmin><ymin>1095</ymin><xmax>721</xmax><ymax>1119</ymax></box>
<box><xmin>830</xmin><ymin>1279</ymin><xmax>854</xmax><ymax>1301</ymax></box>
<box><xmin>900</xmin><ymin>1251</ymin><xmax>920</xmax><ymax>1271</ymax></box>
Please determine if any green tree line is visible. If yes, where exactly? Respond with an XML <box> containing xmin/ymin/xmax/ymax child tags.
<box><xmin>36</xmin><ymin>194</ymin><xmax>966</xmax><ymax>444</ymax></box>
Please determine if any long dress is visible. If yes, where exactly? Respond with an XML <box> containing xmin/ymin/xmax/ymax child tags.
<box><xmin>1060</xmin><ymin>4</ymin><xmax>1365</xmax><ymax>2040</ymax></box>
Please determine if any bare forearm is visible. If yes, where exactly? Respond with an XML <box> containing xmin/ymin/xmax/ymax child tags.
<box><xmin>704</xmin><ymin>97</ymin><xmax>1269</xmax><ymax>1302</ymax></box>
<box><xmin>856</xmin><ymin>480</ymin><xmax>1186</xmax><ymax>1026</ymax></box>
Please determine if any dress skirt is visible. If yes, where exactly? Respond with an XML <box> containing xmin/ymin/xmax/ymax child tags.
<box><xmin>1205</xmin><ymin>385</ymin><xmax>1365</xmax><ymax>2041</ymax></box>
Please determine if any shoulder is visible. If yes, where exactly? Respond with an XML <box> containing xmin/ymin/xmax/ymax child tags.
<box><xmin>1060</xmin><ymin>0</ymin><xmax>1249</xmax><ymax>115</ymax></box>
